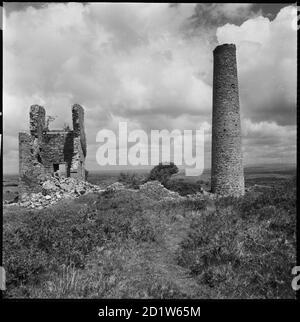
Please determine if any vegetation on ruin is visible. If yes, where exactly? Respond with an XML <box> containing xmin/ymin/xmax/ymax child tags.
<box><xmin>3</xmin><ymin>175</ymin><xmax>296</xmax><ymax>299</ymax></box>
<box><xmin>118</xmin><ymin>163</ymin><xmax>205</xmax><ymax>196</ymax></box>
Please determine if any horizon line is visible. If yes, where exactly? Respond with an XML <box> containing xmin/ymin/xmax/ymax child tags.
<box><xmin>3</xmin><ymin>162</ymin><xmax>297</xmax><ymax>176</ymax></box>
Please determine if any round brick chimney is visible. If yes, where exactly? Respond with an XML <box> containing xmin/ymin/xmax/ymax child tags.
<box><xmin>211</xmin><ymin>44</ymin><xmax>245</xmax><ymax>196</ymax></box>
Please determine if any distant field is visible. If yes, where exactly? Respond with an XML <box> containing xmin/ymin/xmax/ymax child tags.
<box><xmin>3</xmin><ymin>174</ymin><xmax>19</xmax><ymax>202</ymax></box>
<box><xmin>243</xmin><ymin>165</ymin><xmax>296</xmax><ymax>187</ymax></box>
<box><xmin>3</xmin><ymin>164</ymin><xmax>296</xmax><ymax>201</ymax></box>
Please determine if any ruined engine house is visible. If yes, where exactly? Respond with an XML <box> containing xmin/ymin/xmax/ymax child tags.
<box><xmin>19</xmin><ymin>104</ymin><xmax>87</xmax><ymax>198</ymax></box>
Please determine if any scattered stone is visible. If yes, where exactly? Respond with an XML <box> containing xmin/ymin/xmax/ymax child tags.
<box><xmin>139</xmin><ymin>180</ymin><xmax>182</xmax><ymax>200</ymax></box>
<box><xmin>15</xmin><ymin>175</ymin><xmax>214</xmax><ymax>210</ymax></box>
<box><xmin>42</xmin><ymin>180</ymin><xmax>59</xmax><ymax>194</ymax></box>
<box><xmin>17</xmin><ymin>175</ymin><xmax>104</xmax><ymax>209</ymax></box>
<box><xmin>105</xmin><ymin>182</ymin><xmax>125</xmax><ymax>192</ymax></box>
<box><xmin>60</xmin><ymin>183</ymin><xmax>72</xmax><ymax>191</ymax></box>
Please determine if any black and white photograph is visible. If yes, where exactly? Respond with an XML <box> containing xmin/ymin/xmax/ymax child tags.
<box><xmin>1</xmin><ymin>1</ymin><xmax>298</xmax><ymax>306</ymax></box>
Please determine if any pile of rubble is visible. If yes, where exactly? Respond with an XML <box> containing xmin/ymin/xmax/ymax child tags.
<box><xmin>19</xmin><ymin>176</ymin><xmax>104</xmax><ymax>209</ymax></box>
<box><xmin>8</xmin><ymin>176</ymin><xmax>215</xmax><ymax>210</ymax></box>
<box><xmin>185</xmin><ymin>190</ymin><xmax>216</xmax><ymax>201</ymax></box>
<box><xmin>139</xmin><ymin>180</ymin><xmax>183</xmax><ymax>201</ymax></box>
<box><xmin>104</xmin><ymin>182</ymin><xmax>126</xmax><ymax>192</ymax></box>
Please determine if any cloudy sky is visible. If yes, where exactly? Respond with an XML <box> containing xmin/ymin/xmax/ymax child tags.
<box><xmin>3</xmin><ymin>3</ymin><xmax>297</xmax><ymax>173</ymax></box>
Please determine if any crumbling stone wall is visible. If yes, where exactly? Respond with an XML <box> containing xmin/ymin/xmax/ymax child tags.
<box><xmin>18</xmin><ymin>132</ymin><xmax>46</xmax><ymax>197</ymax></box>
<box><xmin>211</xmin><ymin>44</ymin><xmax>245</xmax><ymax>196</ymax></box>
<box><xmin>70</xmin><ymin>104</ymin><xmax>87</xmax><ymax>179</ymax></box>
<box><xmin>30</xmin><ymin>105</ymin><xmax>46</xmax><ymax>138</ymax></box>
<box><xmin>19</xmin><ymin>104</ymin><xmax>87</xmax><ymax>200</ymax></box>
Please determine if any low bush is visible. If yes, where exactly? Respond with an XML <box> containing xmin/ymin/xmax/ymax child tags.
<box><xmin>147</xmin><ymin>163</ymin><xmax>179</xmax><ymax>184</ymax></box>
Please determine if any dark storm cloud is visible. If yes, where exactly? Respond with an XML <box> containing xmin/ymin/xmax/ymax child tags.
<box><xmin>187</xmin><ymin>3</ymin><xmax>255</xmax><ymax>29</ymax></box>
<box><xmin>243</xmin><ymin>102</ymin><xmax>297</xmax><ymax>126</ymax></box>
<box><xmin>252</xmin><ymin>3</ymin><xmax>294</xmax><ymax>20</ymax></box>
<box><xmin>3</xmin><ymin>2</ymin><xmax>87</xmax><ymax>15</ymax></box>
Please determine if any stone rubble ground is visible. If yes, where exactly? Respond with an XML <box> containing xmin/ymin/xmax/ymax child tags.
<box><xmin>185</xmin><ymin>190</ymin><xmax>216</xmax><ymax>201</ymax></box>
<box><xmin>4</xmin><ymin>177</ymin><xmax>214</xmax><ymax>209</ymax></box>
<box><xmin>17</xmin><ymin>176</ymin><xmax>105</xmax><ymax>209</ymax></box>
<box><xmin>139</xmin><ymin>180</ymin><xmax>184</xmax><ymax>201</ymax></box>
<box><xmin>138</xmin><ymin>180</ymin><xmax>215</xmax><ymax>201</ymax></box>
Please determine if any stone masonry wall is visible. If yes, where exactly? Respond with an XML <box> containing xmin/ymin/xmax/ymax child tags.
<box><xmin>19</xmin><ymin>104</ymin><xmax>87</xmax><ymax>199</ymax></box>
<box><xmin>30</xmin><ymin>105</ymin><xmax>46</xmax><ymax>138</ymax></box>
<box><xmin>19</xmin><ymin>132</ymin><xmax>45</xmax><ymax>198</ymax></box>
<box><xmin>40</xmin><ymin>131</ymin><xmax>74</xmax><ymax>169</ymax></box>
<box><xmin>211</xmin><ymin>44</ymin><xmax>245</xmax><ymax>196</ymax></box>
<box><xmin>71</xmin><ymin>104</ymin><xmax>87</xmax><ymax>178</ymax></box>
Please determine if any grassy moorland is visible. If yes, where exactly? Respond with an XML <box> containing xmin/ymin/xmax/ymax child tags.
<box><xmin>2</xmin><ymin>172</ymin><xmax>296</xmax><ymax>299</ymax></box>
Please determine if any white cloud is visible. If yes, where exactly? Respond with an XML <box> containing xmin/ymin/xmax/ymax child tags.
<box><xmin>3</xmin><ymin>4</ymin><xmax>297</xmax><ymax>173</ymax></box>
<box><xmin>3</xmin><ymin>3</ymin><xmax>215</xmax><ymax>173</ymax></box>
<box><xmin>217</xmin><ymin>5</ymin><xmax>297</xmax><ymax>125</ymax></box>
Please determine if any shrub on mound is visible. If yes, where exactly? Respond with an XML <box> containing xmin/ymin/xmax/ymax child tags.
<box><xmin>147</xmin><ymin>162</ymin><xmax>179</xmax><ymax>184</ymax></box>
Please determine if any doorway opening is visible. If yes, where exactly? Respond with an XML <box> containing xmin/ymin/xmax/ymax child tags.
<box><xmin>53</xmin><ymin>163</ymin><xmax>67</xmax><ymax>176</ymax></box>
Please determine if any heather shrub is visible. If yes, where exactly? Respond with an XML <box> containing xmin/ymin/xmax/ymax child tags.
<box><xmin>3</xmin><ymin>190</ymin><xmax>167</xmax><ymax>297</ymax></box>
<box><xmin>164</xmin><ymin>179</ymin><xmax>204</xmax><ymax>196</ymax></box>
<box><xmin>177</xmin><ymin>179</ymin><xmax>296</xmax><ymax>299</ymax></box>
<box><xmin>147</xmin><ymin>162</ymin><xmax>179</xmax><ymax>184</ymax></box>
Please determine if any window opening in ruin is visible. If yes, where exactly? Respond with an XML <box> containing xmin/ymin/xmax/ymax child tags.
<box><xmin>59</xmin><ymin>164</ymin><xmax>66</xmax><ymax>176</ymax></box>
<box><xmin>80</xmin><ymin>161</ymin><xmax>83</xmax><ymax>177</ymax></box>
<box><xmin>37</xmin><ymin>154</ymin><xmax>42</xmax><ymax>163</ymax></box>
<box><xmin>53</xmin><ymin>163</ymin><xmax>67</xmax><ymax>176</ymax></box>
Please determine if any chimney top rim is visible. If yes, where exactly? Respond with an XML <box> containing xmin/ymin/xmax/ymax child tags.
<box><xmin>213</xmin><ymin>43</ymin><xmax>236</xmax><ymax>54</ymax></box>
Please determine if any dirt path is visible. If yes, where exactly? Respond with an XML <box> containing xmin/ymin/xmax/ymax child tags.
<box><xmin>140</xmin><ymin>208</ymin><xmax>215</xmax><ymax>298</ymax></box>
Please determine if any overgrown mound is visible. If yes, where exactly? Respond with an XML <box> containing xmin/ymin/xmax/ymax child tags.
<box><xmin>164</xmin><ymin>179</ymin><xmax>208</xmax><ymax>196</ymax></box>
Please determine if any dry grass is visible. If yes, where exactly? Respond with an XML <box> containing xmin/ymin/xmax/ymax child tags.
<box><xmin>3</xmin><ymin>178</ymin><xmax>296</xmax><ymax>299</ymax></box>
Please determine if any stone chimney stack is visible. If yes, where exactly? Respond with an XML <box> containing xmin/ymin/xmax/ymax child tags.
<box><xmin>211</xmin><ymin>44</ymin><xmax>245</xmax><ymax>196</ymax></box>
